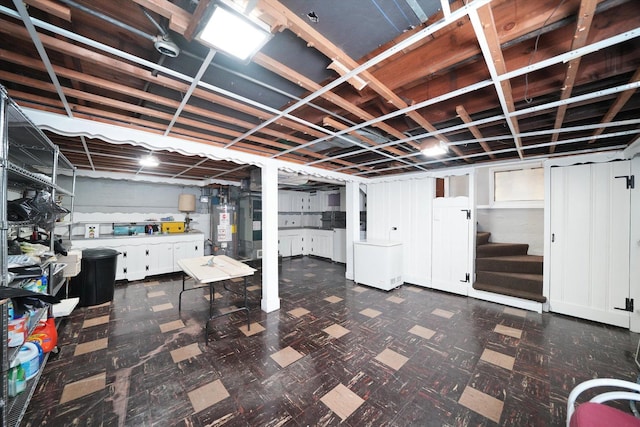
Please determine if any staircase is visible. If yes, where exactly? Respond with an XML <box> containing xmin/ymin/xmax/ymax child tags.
<box><xmin>474</xmin><ymin>231</ymin><xmax>546</xmax><ymax>303</ymax></box>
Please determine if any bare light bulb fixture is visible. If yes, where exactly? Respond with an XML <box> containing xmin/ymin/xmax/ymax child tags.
<box><xmin>420</xmin><ymin>139</ymin><xmax>448</xmax><ymax>157</ymax></box>
<box><xmin>139</xmin><ymin>154</ymin><xmax>159</xmax><ymax>167</ymax></box>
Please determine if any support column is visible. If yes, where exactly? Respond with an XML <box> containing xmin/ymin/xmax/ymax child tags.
<box><xmin>261</xmin><ymin>162</ymin><xmax>280</xmax><ymax>312</ymax></box>
<box><xmin>345</xmin><ymin>181</ymin><xmax>360</xmax><ymax>280</ymax></box>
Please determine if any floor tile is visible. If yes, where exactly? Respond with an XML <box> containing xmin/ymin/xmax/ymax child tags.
<box><xmin>74</xmin><ymin>338</ymin><xmax>108</xmax><ymax>356</ymax></box>
<box><xmin>407</xmin><ymin>287</ymin><xmax>422</xmax><ymax>293</ymax></box>
<box><xmin>218</xmin><ymin>305</ymin><xmax>238</xmax><ymax>314</ymax></box>
<box><xmin>324</xmin><ymin>295</ymin><xmax>343</xmax><ymax>303</ymax></box>
<box><xmin>288</xmin><ymin>307</ymin><xmax>310</xmax><ymax>318</ymax></box>
<box><xmin>270</xmin><ymin>346</ymin><xmax>304</xmax><ymax>368</ymax></box>
<box><xmin>82</xmin><ymin>315</ymin><xmax>110</xmax><ymax>328</ymax></box>
<box><xmin>386</xmin><ymin>296</ymin><xmax>404</xmax><ymax>304</ymax></box>
<box><xmin>432</xmin><ymin>308</ymin><xmax>454</xmax><ymax>319</ymax></box>
<box><xmin>320</xmin><ymin>383</ymin><xmax>365</xmax><ymax>421</ymax></box>
<box><xmin>503</xmin><ymin>307</ymin><xmax>527</xmax><ymax>317</ymax></box>
<box><xmin>152</xmin><ymin>302</ymin><xmax>174</xmax><ymax>312</ymax></box>
<box><xmin>458</xmin><ymin>386</ymin><xmax>504</xmax><ymax>423</ymax></box>
<box><xmin>147</xmin><ymin>290</ymin><xmax>165</xmax><ymax>298</ymax></box>
<box><xmin>170</xmin><ymin>343</ymin><xmax>202</xmax><ymax>363</ymax></box>
<box><xmin>480</xmin><ymin>348</ymin><xmax>515</xmax><ymax>371</ymax></box>
<box><xmin>188</xmin><ymin>379</ymin><xmax>230</xmax><ymax>413</ymax></box>
<box><xmin>408</xmin><ymin>325</ymin><xmax>435</xmax><ymax>340</ymax></box>
<box><xmin>239</xmin><ymin>322</ymin><xmax>266</xmax><ymax>336</ymax></box>
<box><xmin>304</xmin><ymin>273</ymin><xmax>315</xmax><ymax>278</ymax></box>
<box><xmin>353</xmin><ymin>286</ymin><xmax>367</xmax><ymax>293</ymax></box>
<box><xmin>159</xmin><ymin>319</ymin><xmax>185</xmax><ymax>333</ymax></box>
<box><xmin>143</xmin><ymin>281</ymin><xmax>161</xmax><ymax>287</ymax></box>
<box><xmin>494</xmin><ymin>324</ymin><xmax>523</xmax><ymax>339</ymax></box>
<box><xmin>59</xmin><ymin>372</ymin><xmax>106</xmax><ymax>404</ymax></box>
<box><xmin>360</xmin><ymin>308</ymin><xmax>382</xmax><ymax>318</ymax></box>
<box><xmin>87</xmin><ymin>301</ymin><xmax>111</xmax><ymax>309</ymax></box>
<box><xmin>203</xmin><ymin>292</ymin><xmax>223</xmax><ymax>301</ymax></box>
<box><xmin>323</xmin><ymin>324</ymin><xmax>350</xmax><ymax>339</ymax></box>
<box><xmin>375</xmin><ymin>348</ymin><xmax>409</xmax><ymax>371</ymax></box>
<box><xmin>247</xmin><ymin>285</ymin><xmax>261</xmax><ymax>291</ymax></box>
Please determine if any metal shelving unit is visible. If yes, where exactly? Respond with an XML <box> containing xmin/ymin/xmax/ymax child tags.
<box><xmin>0</xmin><ymin>86</ymin><xmax>76</xmax><ymax>426</ymax></box>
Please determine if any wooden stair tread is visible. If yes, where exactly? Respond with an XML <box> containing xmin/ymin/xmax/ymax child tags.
<box><xmin>473</xmin><ymin>282</ymin><xmax>547</xmax><ymax>303</ymax></box>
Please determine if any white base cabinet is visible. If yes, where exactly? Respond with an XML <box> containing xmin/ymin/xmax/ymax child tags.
<box><xmin>72</xmin><ymin>233</ymin><xmax>204</xmax><ymax>281</ymax></box>
<box><xmin>354</xmin><ymin>241</ymin><xmax>403</xmax><ymax>291</ymax></box>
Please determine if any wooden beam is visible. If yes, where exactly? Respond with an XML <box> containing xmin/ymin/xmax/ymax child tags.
<box><xmin>549</xmin><ymin>0</ymin><xmax>598</xmax><ymax>153</ymax></box>
<box><xmin>129</xmin><ymin>0</ymin><xmax>191</xmax><ymax>34</ymax></box>
<box><xmin>183</xmin><ymin>0</ymin><xmax>210</xmax><ymax>41</ymax></box>
<box><xmin>24</xmin><ymin>0</ymin><xmax>71</xmax><ymax>21</ymax></box>
<box><xmin>455</xmin><ymin>105</ymin><xmax>495</xmax><ymax>159</ymax></box>
<box><xmin>589</xmin><ymin>67</ymin><xmax>640</xmax><ymax>143</ymax></box>
<box><xmin>473</xmin><ymin>4</ymin><xmax>522</xmax><ymax>158</ymax></box>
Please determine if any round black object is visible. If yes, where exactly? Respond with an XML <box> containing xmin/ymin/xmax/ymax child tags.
<box><xmin>71</xmin><ymin>248</ymin><xmax>120</xmax><ymax>307</ymax></box>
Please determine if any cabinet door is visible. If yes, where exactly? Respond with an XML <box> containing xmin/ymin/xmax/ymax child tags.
<box><xmin>123</xmin><ymin>244</ymin><xmax>148</xmax><ymax>281</ymax></box>
<box><xmin>278</xmin><ymin>235</ymin><xmax>293</xmax><ymax>257</ymax></box>
<box><xmin>292</xmin><ymin>234</ymin><xmax>304</xmax><ymax>256</ymax></box>
<box><xmin>150</xmin><ymin>243</ymin><xmax>174</xmax><ymax>275</ymax></box>
<box><xmin>173</xmin><ymin>242</ymin><xmax>191</xmax><ymax>272</ymax></box>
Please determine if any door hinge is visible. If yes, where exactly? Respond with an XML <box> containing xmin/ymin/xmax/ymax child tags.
<box><xmin>614</xmin><ymin>175</ymin><xmax>635</xmax><ymax>189</ymax></box>
<box><xmin>461</xmin><ymin>209</ymin><xmax>471</xmax><ymax>220</ymax></box>
<box><xmin>614</xmin><ymin>298</ymin><xmax>634</xmax><ymax>312</ymax></box>
<box><xmin>460</xmin><ymin>273</ymin><xmax>470</xmax><ymax>283</ymax></box>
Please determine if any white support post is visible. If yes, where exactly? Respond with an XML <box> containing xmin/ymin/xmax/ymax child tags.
<box><xmin>261</xmin><ymin>162</ymin><xmax>280</xmax><ymax>313</ymax></box>
<box><xmin>345</xmin><ymin>181</ymin><xmax>360</xmax><ymax>280</ymax></box>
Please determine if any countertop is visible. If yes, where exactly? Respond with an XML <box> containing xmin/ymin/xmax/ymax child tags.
<box><xmin>71</xmin><ymin>230</ymin><xmax>205</xmax><ymax>241</ymax></box>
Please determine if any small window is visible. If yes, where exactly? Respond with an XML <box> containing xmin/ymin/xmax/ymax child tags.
<box><xmin>492</xmin><ymin>167</ymin><xmax>543</xmax><ymax>206</ymax></box>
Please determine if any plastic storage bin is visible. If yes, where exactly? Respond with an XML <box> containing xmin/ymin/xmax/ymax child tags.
<box><xmin>72</xmin><ymin>248</ymin><xmax>120</xmax><ymax>307</ymax></box>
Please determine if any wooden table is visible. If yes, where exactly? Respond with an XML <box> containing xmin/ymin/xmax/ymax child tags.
<box><xmin>177</xmin><ymin>255</ymin><xmax>256</xmax><ymax>343</ymax></box>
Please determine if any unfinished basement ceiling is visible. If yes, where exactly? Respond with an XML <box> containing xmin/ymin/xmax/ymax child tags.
<box><xmin>0</xmin><ymin>0</ymin><xmax>638</xmax><ymax>184</ymax></box>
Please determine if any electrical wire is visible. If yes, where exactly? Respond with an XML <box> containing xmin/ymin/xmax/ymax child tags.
<box><xmin>370</xmin><ymin>0</ymin><xmax>401</xmax><ymax>32</ymax></box>
<box><xmin>523</xmin><ymin>0</ymin><xmax>566</xmax><ymax>104</ymax></box>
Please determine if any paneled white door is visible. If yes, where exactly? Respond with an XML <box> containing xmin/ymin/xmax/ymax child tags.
<box><xmin>431</xmin><ymin>196</ymin><xmax>471</xmax><ymax>296</ymax></box>
<box><xmin>549</xmin><ymin>161</ymin><xmax>631</xmax><ymax>327</ymax></box>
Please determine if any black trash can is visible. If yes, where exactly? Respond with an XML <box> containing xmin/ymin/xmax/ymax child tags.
<box><xmin>72</xmin><ymin>248</ymin><xmax>120</xmax><ymax>307</ymax></box>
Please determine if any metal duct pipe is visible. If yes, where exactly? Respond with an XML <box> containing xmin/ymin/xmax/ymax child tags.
<box><xmin>57</xmin><ymin>0</ymin><xmax>179</xmax><ymax>57</ymax></box>
<box><xmin>58</xmin><ymin>0</ymin><xmax>154</xmax><ymax>42</ymax></box>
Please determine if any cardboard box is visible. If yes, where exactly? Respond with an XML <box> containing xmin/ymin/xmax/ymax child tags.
<box><xmin>57</xmin><ymin>250</ymin><xmax>82</xmax><ymax>277</ymax></box>
<box><xmin>161</xmin><ymin>222</ymin><xmax>185</xmax><ymax>233</ymax></box>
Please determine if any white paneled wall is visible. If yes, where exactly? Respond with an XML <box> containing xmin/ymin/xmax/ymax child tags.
<box><xmin>366</xmin><ymin>177</ymin><xmax>434</xmax><ymax>287</ymax></box>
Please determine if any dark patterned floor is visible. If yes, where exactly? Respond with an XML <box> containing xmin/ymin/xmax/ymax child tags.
<box><xmin>22</xmin><ymin>256</ymin><xmax>640</xmax><ymax>426</ymax></box>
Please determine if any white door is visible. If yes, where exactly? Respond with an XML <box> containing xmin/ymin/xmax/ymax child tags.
<box><xmin>549</xmin><ymin>161</ymin><xmax>631</xmax><ymax>327</ymax></box>
<box><xmin>431</xmin><ymin>196</ymin><xmax>471</xmax><ymax>295</ymax></box>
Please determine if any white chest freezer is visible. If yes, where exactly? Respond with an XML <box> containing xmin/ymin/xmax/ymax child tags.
<box><xmin>353</xmin><ymin>240</ymin><xmax>402</xmax><ymax>291</ymax></box>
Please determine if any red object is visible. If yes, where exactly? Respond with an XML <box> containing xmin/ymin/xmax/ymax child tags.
<box><xmin>27</xmin><ymin>318</ymin><xmax>57</xmax><ymax>353</ymax></box>
<box><xmin>570</xmin><ymin>402</ymin><xmax>640</xmax><ymax>427</ymax></box>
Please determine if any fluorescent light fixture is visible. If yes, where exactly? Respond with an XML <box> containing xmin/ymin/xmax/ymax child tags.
<box><xmin>139</xmin><ymin>154</ymin><xmax>159</xmax><ymax>167</ymax></box>
<box><xmin>420</xmin><ymin>140</ymin><xmax>448</xmax><ymax>157</ymax></box>
<box><xmin>197</xmin><ymin>3</ymin><xmax>272</xmax><ymax>61</ymax></box>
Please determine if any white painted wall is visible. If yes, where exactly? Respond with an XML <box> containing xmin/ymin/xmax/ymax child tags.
<box><xmin>55</xmin><ymin>176</ymin><xmax>210</xmax><ymax>243</ymax></box>
<box><xmin>476</xmin><ymin>208</ymin><xmax>544</xmax><ymax>255</ymax></box>
<box><xmin>366</xmin><ymin>177</ymin><xmax>433</xmax><ymax>287</ymax></box>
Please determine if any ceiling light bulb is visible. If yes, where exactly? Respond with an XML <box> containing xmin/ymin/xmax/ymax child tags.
<box><xmin>421</xmin><ymin>140</ymin><xmax>448</xmax><ymax>157</ymax></box>
<box><xmin>139</xmin><ymin>155</ymin><xmax>159</xmax><ymax>167</ymax></box>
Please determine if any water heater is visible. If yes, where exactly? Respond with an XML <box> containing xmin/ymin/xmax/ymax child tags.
<box><xmin>210</xmin><ymin>203</ymin><xmax>237</xmax><ymax>258</ymax></box>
